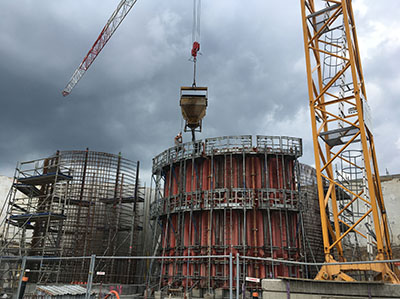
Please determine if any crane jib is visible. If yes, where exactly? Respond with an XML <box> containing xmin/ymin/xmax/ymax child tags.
<box><xmin>62</xmin><ymin>0</ymin><xmax>139</xmax><ymax>97</ymax></box>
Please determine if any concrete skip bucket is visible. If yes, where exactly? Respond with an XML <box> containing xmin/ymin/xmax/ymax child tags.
<box><xmin>180</xmin><ymin>86</ymin><xmax>208</xmax><ymax>132</ymax></box>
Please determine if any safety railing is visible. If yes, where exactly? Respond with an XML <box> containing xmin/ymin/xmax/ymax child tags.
<box><xmin>152</xmin><ymin>135</ymin><xmax>302</xmax><ymax>172</ymax></box>
<box><xmin>150</xmin><ymin>188</ymin><xmax>300</xmax><ymax>217</ymax></box>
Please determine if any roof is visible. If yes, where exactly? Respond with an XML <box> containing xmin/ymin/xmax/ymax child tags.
<box><xmin>36</xmin><ymin>285</ymin><xmax>88</xmax><ymax>296</ymax></box>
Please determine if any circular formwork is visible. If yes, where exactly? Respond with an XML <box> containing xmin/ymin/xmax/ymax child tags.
<box><xmin>151</xmin><ymin>135</ymin><xmax>304</xmax><ymax>290</ymax></box>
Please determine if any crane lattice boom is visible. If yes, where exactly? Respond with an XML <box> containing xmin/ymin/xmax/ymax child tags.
<box><xmin>62</xmin><ymin>0</ymin><xmax>139</xmax><ymax>96</ymax></box>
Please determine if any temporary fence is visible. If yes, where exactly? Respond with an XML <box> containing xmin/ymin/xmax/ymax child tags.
<box><xmin>2</xmin><ymin>254</ymin><xmax>400</xmax><ymax>299</ymax></box>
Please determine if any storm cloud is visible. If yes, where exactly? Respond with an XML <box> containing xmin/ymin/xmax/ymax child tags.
<box><xmin>1</xmin><ymin>0</ymin><xmax>399</xmax><ymax>182</ymax></box>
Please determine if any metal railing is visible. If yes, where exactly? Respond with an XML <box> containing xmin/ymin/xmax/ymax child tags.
<box><xmin>150</xmin><ymin>188</ymin><xmax>300</xmax><ymax>218</ymax></box>
<box><xmin>3</xmin><ymin>253</ymin><xmax>400</xmax><ymax>299</ymax></box>
<box><xmin>152</xmin><ymin>135</ymin><xmax>302</xmax><ymax>172</ymax></box>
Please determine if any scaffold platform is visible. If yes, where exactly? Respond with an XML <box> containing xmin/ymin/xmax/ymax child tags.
<box><xmin>10</xmin><ymin>212</ymin><xmax>67</xmax><ymax>223</ymax></box>
<box><xmin>17</xmin><ymin>172</ymin><xmax>73</xmax><ymax>185</ymax></box>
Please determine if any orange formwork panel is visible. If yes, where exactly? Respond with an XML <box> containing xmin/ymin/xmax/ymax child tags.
<box><xmin>151</xmin><ymin>135</ymin><xmax>304</xmax><ymax>290</ymax></box>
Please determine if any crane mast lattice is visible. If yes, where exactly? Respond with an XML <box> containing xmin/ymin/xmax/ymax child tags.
<box><xmin>300</xmin><ymin>0</ymin><xmax>400</xmax><ymax>282</ymax></box>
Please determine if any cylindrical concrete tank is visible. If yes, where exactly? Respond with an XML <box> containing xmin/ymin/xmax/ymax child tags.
<box><xmin>151</xmin><ymin>135</ymin><xmax>304</xmax><ymax>290</ymax></box>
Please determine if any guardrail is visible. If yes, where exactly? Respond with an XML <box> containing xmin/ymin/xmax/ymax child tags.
<box><xmin>152</xmin><ymin>135</ymin><xmax>302</xmax><ymax>172</ymax></box>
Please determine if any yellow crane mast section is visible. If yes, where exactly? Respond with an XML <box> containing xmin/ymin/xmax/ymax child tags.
<box><xmin>300</xmin><ymin>0</ymin><xmax>400</xmax><ymax>283</ymax></box>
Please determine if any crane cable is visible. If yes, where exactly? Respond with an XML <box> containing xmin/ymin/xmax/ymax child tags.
<box><xmin>191</xmin><ymin>0</ymin><xmax>201</xmax><ymax>87</ymax></box>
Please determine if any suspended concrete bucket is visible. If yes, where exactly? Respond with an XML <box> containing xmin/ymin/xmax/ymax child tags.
<box><xmin>180</xmin><ymin>86</ymin><xmax>208</xmax><ymax>131</ymax></box>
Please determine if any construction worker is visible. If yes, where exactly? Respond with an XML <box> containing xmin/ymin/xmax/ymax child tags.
<box><xmin>175</xmin><ymin>132</ymin><xmax>183</xmax><ymax>147</ymax></box>
<box><xmin>175</xmin><ymin>132</ymin><xmax>183</xmax><ymax>154</ymax></box>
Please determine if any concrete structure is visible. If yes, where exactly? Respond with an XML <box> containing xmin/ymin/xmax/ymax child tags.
<box><xmin>261</xmin><ymin>278</ymin><xmax>400</xmax><ymax>298</ymax></box>
<box><xmin>340</xmin><ymin>174</ymin><xmax>400</xmax><ymax>258</ymax></box>
<box><xmin>0</xmin><ymin>175</ymin><xmax>13</xmax><ymax>202</ymax></box>
<box><xmin>150</xmin><ymin>135</ymin><xmax>316</xmax><ymax>294</ymax></box>
<box><xmin>0</xmin><ymin>175</ymin><xmax>13</xmax><ymax>233</ymax></box>
<box><xmin>380</xmin><ymin>174</ymin><xmax>400</xmax><ymax>257</ymax></box>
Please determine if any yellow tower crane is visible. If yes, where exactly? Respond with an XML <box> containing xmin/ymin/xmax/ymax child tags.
<box><xmin>300</xmin><ymin>0</ymin><xmax>400</xmax><ymax>283</ymax></box>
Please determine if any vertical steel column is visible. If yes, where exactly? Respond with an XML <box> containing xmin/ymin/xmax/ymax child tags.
<box><xmin>128</xmin><ymin>161</ymin><xmax>140</xmax><ymax>283</ymax></box>
<box><xmin>229</xmin><ymin>252</ymin><xmax>233</xmax><ymax>299</ymax></box>
<box><xmin>74</xmin><ymin>148</ymin><xmax>89</xmax><ymax>276</ymax></box>
<box><xmin>159</xmin><ymin>158</ymin><xmax>174</xmax><ymax>290</ymax></box>
<box><xmin>242</xmin><ymin>149</ymin><xmax>247</xmax><ymax>282</ymax></box>
<box><xmin>86</xmin><ymin>254</ymin><xmax>96</xmax><ymax>299</ymax></box>
<box><xmin>236</xmin><ymin>253</ymin><xmax>240</xmax><ymax>299</ymax></box>
<box><xmin>16</xmin><ymin>256</ymin><xmax>27</xmax><ymax>299</ymax></box>
<box><xmin>208</xmin><ymin>152</ymin><xmax>214</xmax><ymax>290</ymax></box>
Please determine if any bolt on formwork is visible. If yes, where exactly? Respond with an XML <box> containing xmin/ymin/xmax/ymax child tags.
<box><xmin>0</xmin><ymin>150</ymin><xmax>144</xmax><ymax>294</ymax></box>
<box><xmin>148</xmin><ymin>135</ymin><xmax>320</xmax><ymax>295</ymax></box>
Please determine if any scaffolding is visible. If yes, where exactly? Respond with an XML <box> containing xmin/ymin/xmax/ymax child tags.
<box><xmin>0</xmin><ymin>150</ymin><xmax>144</xmax><ymax>293</ymax></box>
<box><xmin>149</xmin><ymin>135</ymin><xmax>320</xmax><ymax>294</ymax></box>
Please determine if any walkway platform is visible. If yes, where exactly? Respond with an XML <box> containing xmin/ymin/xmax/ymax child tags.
<box><xmin>18</xmin><ymin>172</ymin><xmax>73</xmax><ymax>185</ymax></box>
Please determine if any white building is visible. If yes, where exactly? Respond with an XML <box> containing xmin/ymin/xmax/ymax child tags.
<box><xmin>0</xmin><ymin>175</ymin><xmax>13</xmax><ymax>232</ymax></box>
<box><xmin>381</xmin><ymin>174</ymin><xmax>400</xmax><ymax>249</ymax></box>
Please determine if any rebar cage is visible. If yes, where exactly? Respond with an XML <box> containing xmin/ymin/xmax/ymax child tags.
<box><xmin>0</xmin><ymin>150</ymin><xmax>144</xmax><ymax>292</ymax></box>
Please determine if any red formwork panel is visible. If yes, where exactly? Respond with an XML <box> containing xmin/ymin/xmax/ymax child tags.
<box><xmin>158</xmin><ymin>148</ymin><xmax>301</xmax><ymax>289</ymax></box>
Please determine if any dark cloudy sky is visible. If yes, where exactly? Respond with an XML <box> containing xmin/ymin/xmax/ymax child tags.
<box><xmin>1</xmin><ymin>0</ymin><xmax>399</xmax><ymax>182</ymax></box>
